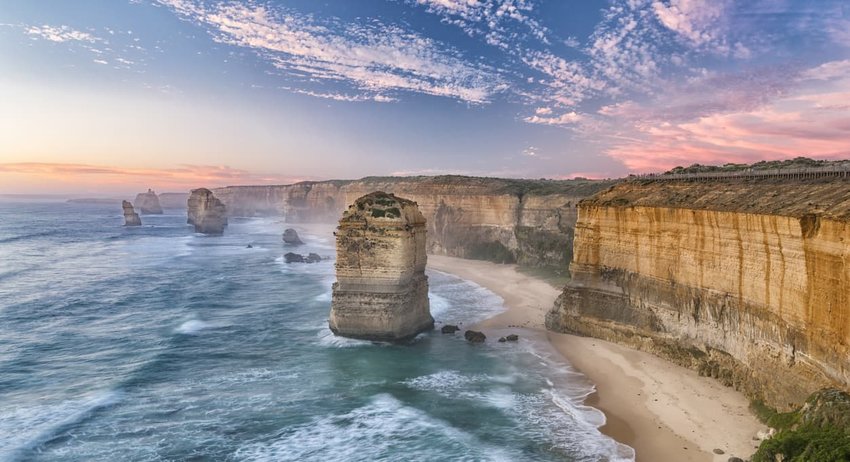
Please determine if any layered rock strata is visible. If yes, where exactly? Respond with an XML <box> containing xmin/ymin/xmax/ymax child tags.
<box><xmin>329</xmin><ymin>192</ymin><xmax>433</xmax><ymax>341</ymax></box>
<box><xmin>212</xmin><ymin>177</ymin><xmax>614</xmax><ymax>269</ymax></box>
<box><xmin>546</xmin><ymin>178</ymin><xmax>850</xmax><ymax>410</ymax></box>
<box><xmin>187</xmin><ymin>188</ymin><xmax>228</xmax><ymax>235</ymax></box>
<box><xmin>122</xmin><ymin>201</ymin><xmax>141</xmax><ymax>226</ymax></box>
<box><xmin>134</xmin><ymin>189</ymin><xmax>163</xmax><ymax>214</ymax></box>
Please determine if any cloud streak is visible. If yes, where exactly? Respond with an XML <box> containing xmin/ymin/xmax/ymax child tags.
<box><xmin>158</xmin><ymin>0</ymin><xmax>503</xmax><ymax>103</ymax></box>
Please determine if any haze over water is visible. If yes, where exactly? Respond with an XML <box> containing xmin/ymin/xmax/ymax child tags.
<box><xmin>0</xmin><ymin>200</ymin><xmax>632</xmax><ymax>462</ymax></box>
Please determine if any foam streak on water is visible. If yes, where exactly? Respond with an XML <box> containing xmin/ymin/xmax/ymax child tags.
<box><xmin>0</xmin><ymin>202</ymin><xmax>633</xmax><ymax>461</ymax></box>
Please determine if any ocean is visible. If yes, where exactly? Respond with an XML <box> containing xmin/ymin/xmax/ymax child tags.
<box><xmin>0</xmin><ymin>200</ymin><xmax>634</xmax><ymax>462</ymax></box>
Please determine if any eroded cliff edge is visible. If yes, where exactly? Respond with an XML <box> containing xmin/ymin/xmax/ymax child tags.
<box><xmin>546</xmin><ymin>178</ymin><xmax>850</xmax><ymax>410</ymax></box>
<box><xmin>212</xmin><ymin>176</ymin><xmax>613</xmax><ymax>270</ymax></box>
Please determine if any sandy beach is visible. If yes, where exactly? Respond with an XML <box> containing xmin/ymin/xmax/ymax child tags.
<box><xmin>429</xmin><ymin>255</ymin><xmax>764</xmax><ymax>462</ymax></box>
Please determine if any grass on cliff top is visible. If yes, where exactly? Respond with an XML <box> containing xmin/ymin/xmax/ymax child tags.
<box><xmin>665</xmin><ymin>156</ymin><xmax>850</xmax><ymax>175</ymax></box>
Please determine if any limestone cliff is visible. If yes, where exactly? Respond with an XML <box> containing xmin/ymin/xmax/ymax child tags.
<box><xmin>122</xmin><ymin>201</ymin><xmax>141</xmax><ymax>226</ymax></box>
<box><xmin>134</xmin><ymin>189</ymin><xmax>163</xmax><ymax>214</ymax></box>
<box><xmin>546</xmin><ymin>178</ymin><xmax>850</xmax><ymax>410</ymax></box>
<box><xmin>329</xmin><ymin>191</ymin><xmax>433</xmax><ymax>341</ymax></box>
<box><xmin>212</xmin><ymin>177</ymin><xmax>613</xmax><ymax>269</ymax></box>
<box><xmin>187</xmin><ymin>188</ymin><xmax>228</xmax><ymax>235</ymax></box>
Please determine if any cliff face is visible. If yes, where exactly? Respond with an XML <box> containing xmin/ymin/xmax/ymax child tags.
<box><xmin>134</xmin><ymin>189</ymin><xmax>163</xmax><ymax>214</ymax></box>
<box><xmin>546</xmin><ymin>179</ymin><xmax>850</xmax><ymax>410</ymax></box>
<box><xmin>122</xmin><ymin>201</ymin><xmax>141</xmax><ymax>226</ymax></box>
<box><xmin>329</xmin><ymin>192</ymin><xmax>433</xmax><ymax>341</ymax></box>
<box><xmin>213</xmin><ymin>177</ymin><xmax>612</xmax><ymax>268</ymax></box>
<box><xmin>187</xmin><ymin>188</ymin><xmax>228</xmax><ymax>235</ymax></box>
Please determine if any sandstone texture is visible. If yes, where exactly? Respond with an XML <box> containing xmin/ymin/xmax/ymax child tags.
<box><xmin>546</xmin><ymin>178</ymin><xmax>850</xmax><ymax>410</ymax></box>
<box><xmin>329</xmin><ymin>192</ymin><xmax>433</xmax><ymax>341</ymax></box>
<box><xmin>212</xmin><ymin>176</ymin><xmax>614</xmax><ymax>269</ymax></box>
<box><xmin>122</xmin><ymin>200</ymin><xmax>142</xmax><ymax>226</ymax></box>
<box><xmin>134</xmin><ymin>189</ymin><xmax>163</xmax><ymax>214</ymax></box>
<box><xmin>187</xmin><ymin>188</ymin><xmax>228</xmax><ymax>235</ymax></box>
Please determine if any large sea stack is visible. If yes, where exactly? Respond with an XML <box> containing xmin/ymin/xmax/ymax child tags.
<box><xmin>134</xmin><ymin>189</ymin><xmax>163</xmax><ymax>214</ymax></box>
<box><xmin>329</xmin><ymin>191</ymin><xmax>433</xmax><ymax>341</ymax></box>
<box><xmin>122</xmin><ymin>201</ymin><xmax>142</xmax><ymax>226</ymax></box>
<box><xmin>187</xmin><ymin>188</ymin><xmax>228</xmax><ymax>235</ymax></box>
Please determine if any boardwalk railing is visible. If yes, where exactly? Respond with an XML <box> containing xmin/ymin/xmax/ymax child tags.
<box><xmin>627</xmin><ymin>165</ymin><xmax>850</xmax><ymax>182</ymax></box>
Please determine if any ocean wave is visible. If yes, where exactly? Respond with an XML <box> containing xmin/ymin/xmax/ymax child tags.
<box><xmin>315</xmin><ymin>327</ymin><xmax>374</xmax><ymax>348</ymax></box>
<box><xmin>175</xmin><ymin>319</ymin><xmax>211</xmax><ymax>335</ymax></box>
<box><xmin>0</xmin><ymin>390</ymin><xmax>122</xmax><ymax>462</ymax></box>
<box><xmin>233</xmin><ymin>393</ymin><xmax>519</xmax><ymax>462</ymax></box>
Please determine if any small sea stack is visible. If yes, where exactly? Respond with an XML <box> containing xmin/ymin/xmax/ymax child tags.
<box><xmin>187</xmin><ymin>188</ymin><xmax>227</xmax><ymax>235</ymax></box>
<box><xmin>329</xmin><ymin>191</ymin><xmax>433</xmax><ymax>341</ymax></box>
<box><xmin>282</xmin><ymin>228</ymin><xmax>304</xmax><ymax>245</ymax></box>
<box><xmin>134</xmin><ymin>189</ymin><xmax>163</xmax><ymax>214</ymax></box>
<box><xmin>122</xmin><ymin>200</ymin><xmax>142</xmax><ymax>226</ymax></box>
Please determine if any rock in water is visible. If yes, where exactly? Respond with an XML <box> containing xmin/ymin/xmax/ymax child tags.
<box><xmin>284</xmin><ymin>252</ymin><xmax>305</xmax><ymax>263</ymax></box>
<box><xmin>305</xmin><ymin>253</ymin><xmax>322</xmax><ymax>263</ymax></box>
<box><xmin>465</xmin><ymin>330</ymin><xmax>486</xmax><ymax>343</ymax></box>
<box><xmin>134</xmin><ymin>189</ymin><xmax>163</xmax><ymax>214</ymax></box>
<box><xmin>187</xmin><ymin>188</ymin><xmax>227</xmax><ymax>235</ymax></box>
<box><xmin>329</xmin><ymin>191</ymin><xmax>433</xmax><ymax>341</ymax></box>
<box><xmin>122</xmin><ymin>200</ymin><xmax>142</xmax><ymax>226</ymax></box>
<box><xmin>282</xmin><ymin>228</ymin><xmax>304</xmax><ymax>245</ymax></box>
<box><xmin>505</xmin><ymin>334</ymin><xmax>519</xmax><ymax>342</ymax></box>
<box><xmin>441</xmin><ymin>325</ymin><xmax>460</xmax><ymax>334</ymax></box>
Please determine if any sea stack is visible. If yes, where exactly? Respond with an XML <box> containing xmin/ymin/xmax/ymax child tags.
<box><xmin>187</xmin><ymin>188</ymin><xmax>228</xmax><ymax>235</ymax></box>
<box><xmin>122</xmin><ymin>201</ymin><xmax>142</xmax><ymax>226</ymax></box>
<box><xmin>134</xmin><ymin>189</ymin><xmax>163</xmax><ymax>214</ymax></box>
<box><xmin>329</xmin><ymin>191</ymin><xmax>433</xmax><ymax>341</ymax></box>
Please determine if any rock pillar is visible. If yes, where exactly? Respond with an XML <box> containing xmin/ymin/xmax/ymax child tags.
<box><xmin>329</xmin><ymin>191</ymin><xmax>433</xmax><ymax>341</ymax></box>
<box><xmin>122</xmin><ymin>200</ymin><xmax>142</xmax><ymax>226</ymax></box>
<box><xmin>187</xmin><ymin>188</ymin><xmax>228</xmax><ymax>235</ymax></box>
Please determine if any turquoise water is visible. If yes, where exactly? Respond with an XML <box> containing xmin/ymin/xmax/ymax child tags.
<box><xmin>0</xmin><ymin>200</ymin><xmax>633</xmax><ymax>461</ymax></box>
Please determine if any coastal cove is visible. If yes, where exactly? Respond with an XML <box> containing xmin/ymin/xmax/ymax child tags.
<box><xmin>429</xmin><ymin>256</ymin><xmax>764</xmax><ymax>462</ymax></box>
<box><xmin>0</xmin><ymin>201</ymin><xmax>630</xmax><ymax>461</ymax></box>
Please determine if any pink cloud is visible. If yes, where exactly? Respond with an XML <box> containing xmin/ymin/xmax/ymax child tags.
<box><xmin>596</xmin><ymin>60</ymin><xmax>850</xmax><ymax>172</ymax></box>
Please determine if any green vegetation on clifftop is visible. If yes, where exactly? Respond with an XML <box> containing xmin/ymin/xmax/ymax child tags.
<box><xmin>752</xmin><ymin>389</ymin><xmax>850</xmax><ymax>462</ymax></box>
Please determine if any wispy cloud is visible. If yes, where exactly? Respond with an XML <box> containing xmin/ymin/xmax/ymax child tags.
<box><xmin>410</xmin><ymin>0</ymin><xmax>550</xmax><ymax>48</ymax></box>
<box><xmin>25</xmin><ymin>24</ymin><xmax>100</xmax><ymax>43</ymax></box>
<box><xmin>158</xmin><ymin>0</ymin><xmax>503</xmax><ymax>103</ymax></box>
<box><xmin>600</xmin><ymin>59</ymin><xmax>850</xmax><ymax>171</ymax></box>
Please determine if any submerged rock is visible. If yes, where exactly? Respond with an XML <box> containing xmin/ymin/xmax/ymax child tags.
<box><xmin>283</xmin><ymin>228</ymin><xmax>304</xmax><ymax>245</ymax></box>
<box><xmin>187</xmin><ymin>188</ymin><xmax>227</xmax><ymax>235</ymax></box>
<box><xmin>284</xmin><ymin>252</ymin><xmax>322</xmax><ymax>264</ymax></box>
<box><xmin>284</xmin><ymin>252</ymin><xmax>305</xmax><ymax>263</ymax></box>
<box><xmin>441</xmin><ymin>325</ymin><xmax>460</xmax><ymax>334</ymax></box>
<box><xmin>134</xmin><ymin>189</ymin><xmax>163</xmax><ymax>214</ymax></box>
<box><xmin>465</xmin><ymin>330</ymin><xmax>486</xmax><ymax>343</ymax></box>
<box><xmin>122</xmin><ymin>200</ymin><xmax>142</xmax><ymax>226</ymax></box>
<box><xmin>329</xmin><ymin>191</ymin><xmax>433</xmax><ymax>341</ymax></box>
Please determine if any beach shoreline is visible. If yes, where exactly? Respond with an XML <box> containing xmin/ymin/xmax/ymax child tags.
<box><xmin>428</xmin><ymin>255</ymin><xmax>764</xmax><ymax>462</ymax></box>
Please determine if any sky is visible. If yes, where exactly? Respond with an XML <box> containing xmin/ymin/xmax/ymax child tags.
<box><xmin>1</xmin><ymin>0</ymin><xmax>849</xmax><ymax>194</ymax></box>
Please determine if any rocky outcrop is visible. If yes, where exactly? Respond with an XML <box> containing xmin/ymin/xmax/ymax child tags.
<box><xmin>187</xmin><ymin>188</ymin><xmax>227</xmax><ymax>235</ymax></box>
<box><xmin>546</xmin><ymin>178</ymin><xmax>850</xmax><ymax>410</ymax></box>
<box><xmin>329</xmin><ymin>192</ymin><xmax>433</xmax><ymax>341</ymax></box>
<box><xmin>212</xmin><ymin>177</ymin><xmax>614</xmax><ymax>269</ymax></box>
<box><xmin>282</xmin><ymin>228</ymin><xmax>303</xmax><ymax>245</ymax></box>
<box><xmin>134</xmin><ymin>189</ymin><xmax>163</xmax><ymax>214</ymax></box>
<box><xmin>122</xmin><ymin>201</ymin><xmax>141</xmax><ymax>226</ymax></box>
